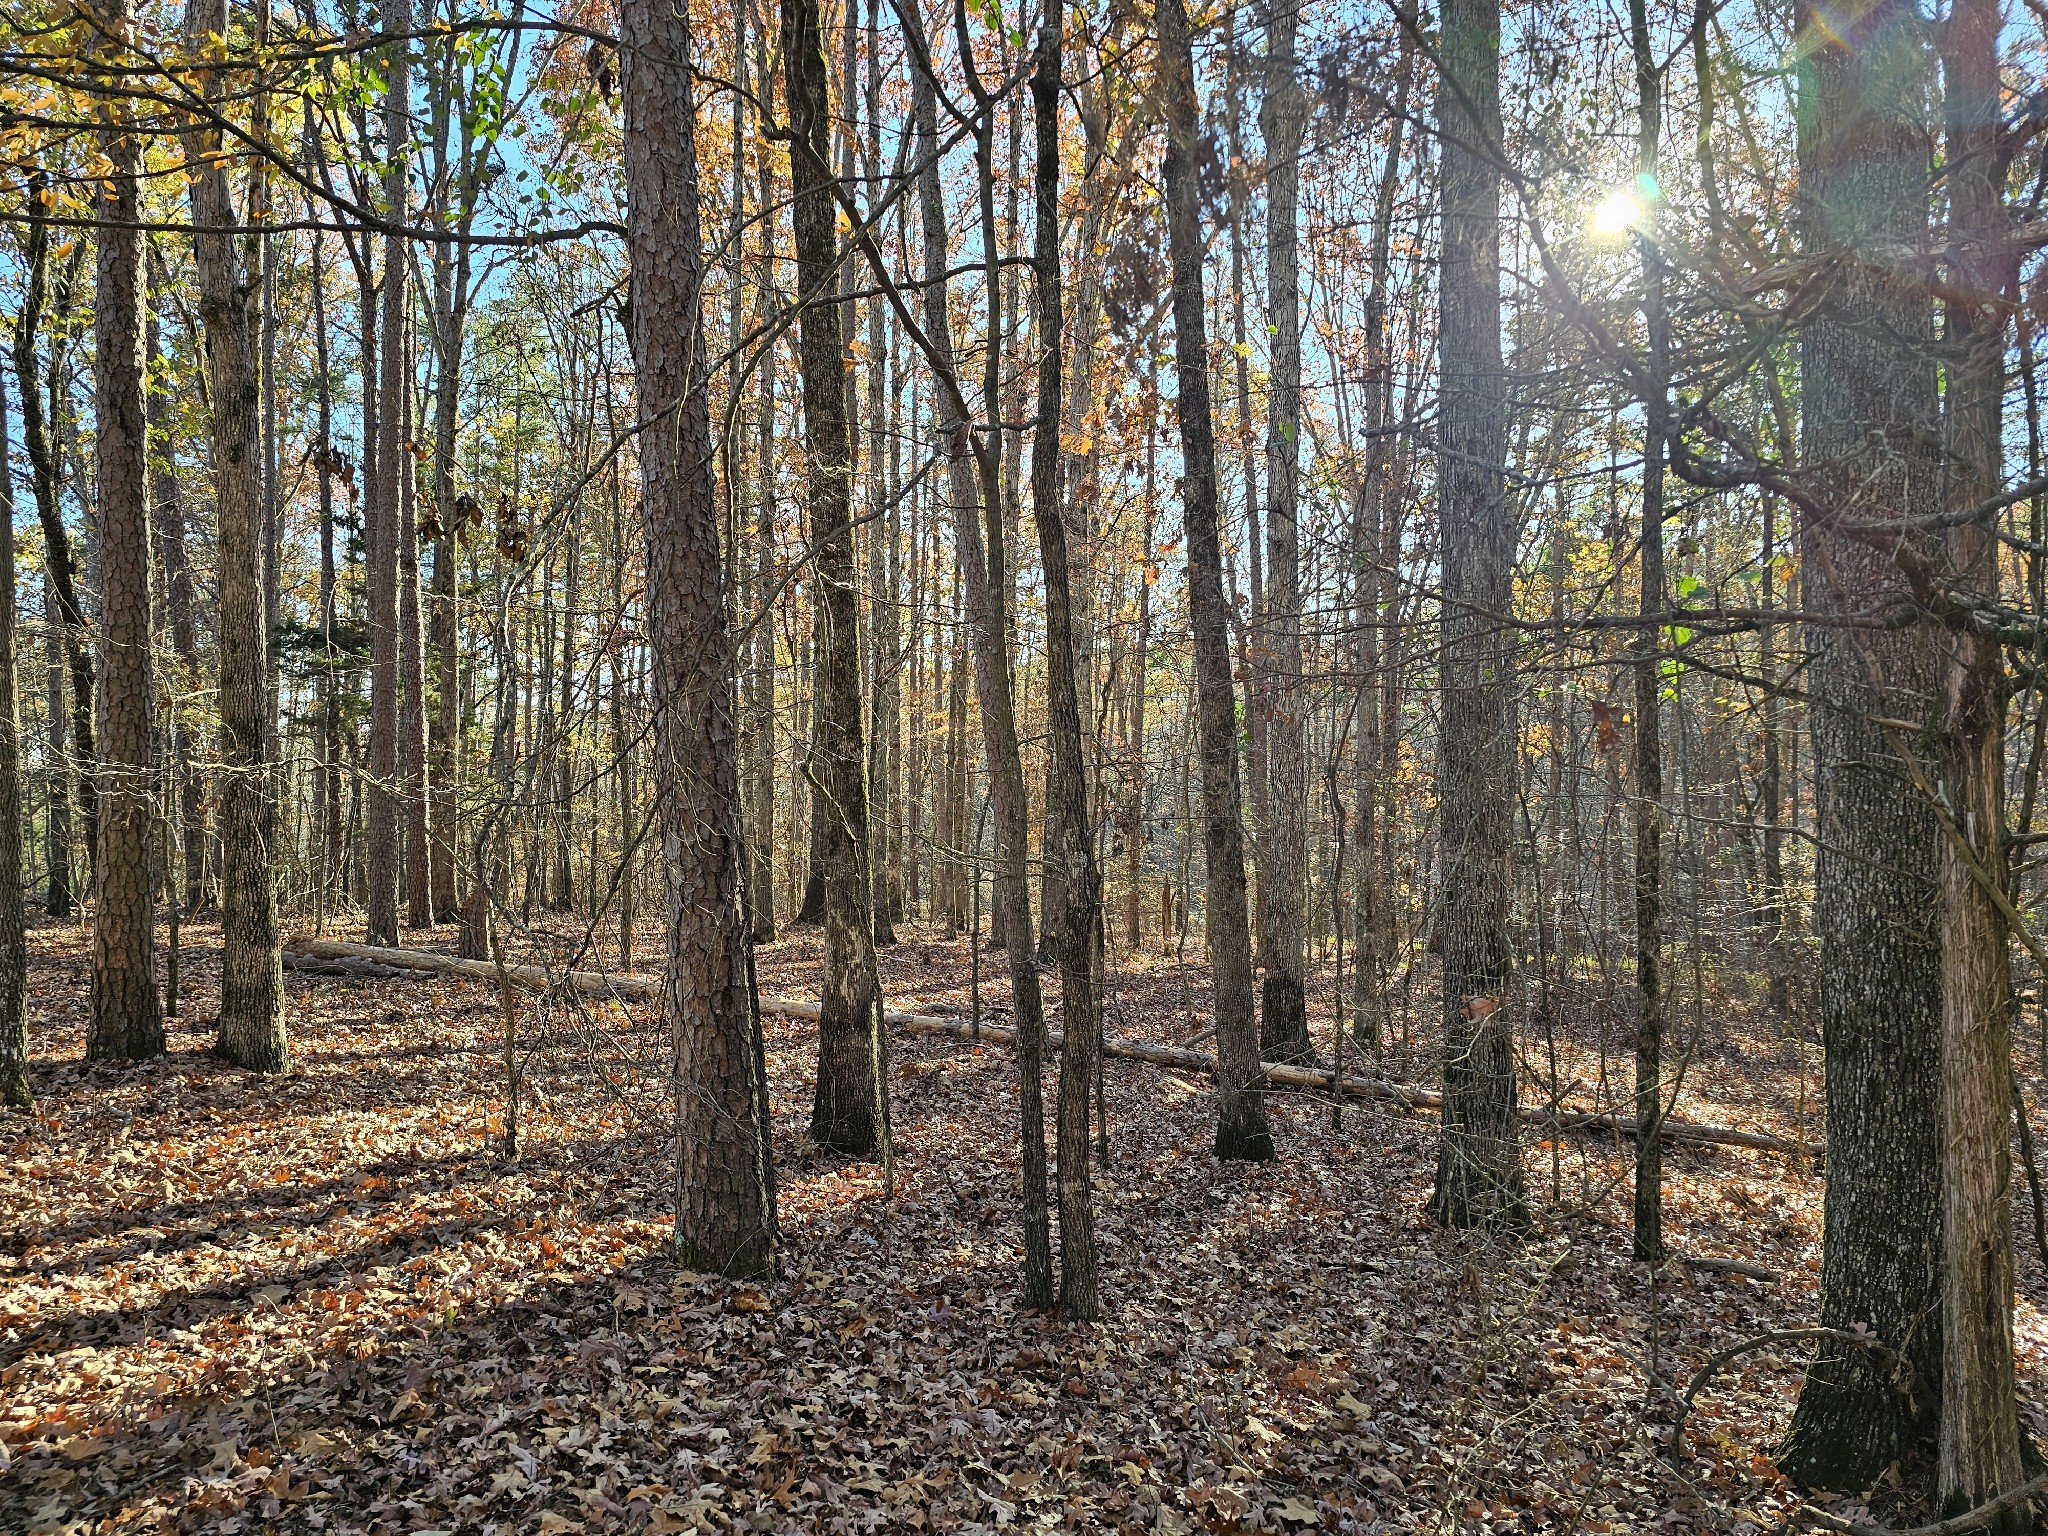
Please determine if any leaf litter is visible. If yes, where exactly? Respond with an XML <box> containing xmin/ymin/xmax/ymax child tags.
<box><xmin>5</xmin><ymin>919</ymin><xmax>2032</xmax><ymax>1534</ymax></box>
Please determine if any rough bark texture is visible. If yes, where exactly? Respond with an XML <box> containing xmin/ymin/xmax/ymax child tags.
<box><xmin>782</xmin><ymin>0</ymin><xmax>884</xmax><ymax>1157</ymax></box>
<box><xmin>186</xmin><ymin>0</ymin><xmax>286</xmax><ymax>1074</ymax></box>
<box><xmin>906</xmin><ymin>0</ymin><xmax>1056</xmax><ymax>1306</ymax></box>
<box><xmin>1779</xmin><ymin>0</ymin><xmax>1944</xmax><ymax>1488</ymax></box>
<box><xmin>365</xmin><ymin>0</ymin><xmax>412</xmax><ymax>948</ymax></box>
<box><xmin>1157</xmin><ymin>0</ymin><xmax>1272</xmax><ymax>1164</ymax></box>
<box><xmin>0</xmin><ymin>369</ymin><xmax>27</xmax><ymax>1106</ymax></box>
<box><xmin>1627</xmin><ymin>0</ymin><xmax>1667</xmax><ymax>1266</ymax></box>
<box><xmin>1257</xmin><ymin>0</ymin><xmax>1312</xmax><ymax>1068</ymax></box>
<box><xmin>1030</xmin><ymin>2</ymin><xmax>1100</xmax><ymax>1322</ymax></box>
<box><xmin>1427</xmin><ymin>0</ymin><xmax>1529</xmax><ymax>1233</ymax></box>
<box><xmin>85</xmin><ymin>0</ymin><xmax>163</xmax><ymax>1065</ymax></box>
<box><xmin>621</xmin><ymin>0</ymin><xmax>778</xmax><ymax>1277</ymax></box>
<box><xmin>1935</xmin><ymin>0</ymin><xmax>2023</xmax><ymax>1516</ymax></box>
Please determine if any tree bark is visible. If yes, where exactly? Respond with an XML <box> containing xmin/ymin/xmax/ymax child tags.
<box><xmin>0</xmin><ymin>366</ymin><xmax>27</xmax><ymax>1106</ymax></box>
<box><xmin>85</xmin><ymin>0</ymin><xmax>162</xmax><ymax>1065</ymax></box>
<box><xmin>1029</xmin><ymin>0</ymin><xmax>1100</xmax><ymax>1323</ymax></box>
<box><xmin>1426</xmin><ymin>0</ymin><xmax>1529</xmax><ymax>1233</ymax></box>
<box><xmin>1779</xmin><ymin>0</ymin><xmax>1945</xmax><ymax>1487</ymax></box>
<box><xmin>1626</xmin><ymin>0</ymin><xmax>1668</xmax><ymax>1267</ymax></box>
<box><xmin>366</xmin><ymin>0</ymin><xmax>412</xmax><ymax>947</ymax></box>
<box><xmin>903</xmin><ymin>0</ymin><xmax>1056</xmax><ymax>1302</ymax></box>
<box><xmin>782</xmin><ymin>0</ymin><xmax>886</xmax><ymax>1158</ymax></box>
<box><xmin>1258</xmin><ymin>0</ymin><xmax>1312</xmax><ymax>1066</ymax></box>
<box><xmin>622</xmin><ymin>0</ymin><xmax>779</xmax><ymax>1277</ymax></box>
<box><xmin>1934</xmin><ymin>0</ymin><xmax>2023</xmax><ymax>1517</ymax></box>
<box><xmin>185</xmin><ymin>0</ymin><xmax>286</xmax><ymax>1074</ymax></box>
<box><xmin>1157</xmin><ymin>0</ymin><xmax>1272</xmax><ymax>1163</ymax></box>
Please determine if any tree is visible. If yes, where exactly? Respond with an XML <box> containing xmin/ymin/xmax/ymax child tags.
<box><xmin>1029</xmin><ymin>0</ymin><xmax>1100</xmax><ymax>1323</ymax></box>
<box><xmin>0</xmin><ymin>365</ymin><xmax>26</xmax><ymax>1108</ymax></box>
<box><xmin>1625</xmin><ymin>0</ymin><xmax>1668</xmax><ymax>1266</ymax></box>
<box><xmin>781</xmin><ymin>0</ymin><xmax>887</xmax><ymax>1158</ymax></box>
<box><xmin>1934</xmin><ymin>0</ymin><xmax>2023</xmax><ymax>1513</ymax></box>
<box><xmin>1426</xmin><ymin>0</ymin><xmax>1529</xmax><ymax>1233</ymax></box>
<box><xmin>1157</xmin><ymin>0</ymin><xmax>1272</xmax><ymax>1163</ymax></box>
<box><xmin>902</xmin><ymin>0</ymin><xmax>1055</xmax><ymax>1305</ymax></box>
<box><xmin>1778</xmin><ymin>0</ymin><xmax>1944</xmax><ymax>1486</ymax></box>
<box><xmin>621</xmin><ymin>0</ymin><xmax>778</xmax><ymax>1278</ymax></box>
<box><xmin>366</xmin><ymin>0</ymin><xmax>413</xmax><ymax>947</ymax></box>
<box><xmin>185</xmin><ymin>0</ymin><xmax>286</xmax><ymax>1073</ymax></box>
<box><xmin>84</xmin><ymin>0</ymin><xmax>161</xmax><ymax>1065</ymax></box>
<box><xmin>1257</xmin><ymin>0</ymin><xmax>1312</xmax><ymax>1067</ymax></box>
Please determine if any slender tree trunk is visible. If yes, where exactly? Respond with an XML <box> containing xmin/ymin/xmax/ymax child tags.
<box><xmin>402</xmin><ymin>361</ymin><xmax>432</xmax><ymax>928</ymax></box>
<box><xmin>0</xmin><ymin>367</ymin><xmax>28</xmax><ymax>1105</ymax></box>
<box><xmin>366</xmin><ymin>0</ymin><xmax>412</xmax><ymax>946</ymax></box>
<box><xmin>622</xmin><ymin>0</ymin><xmax>779</xmax><ymax>1276</ymax></box>
<box><xmin>1030</xmin><ymin>2</ymin><xmax>1099</xmax><ymax>1322</ymax></box>
<box><xmin>86</xmin><ymin>0</ymin><xmax>162</xmax><ymax>1064</ymax></box>
<box><xmin>903</xmin><ymin>0</ymin><xmax>1055</xmax><ymax>1301</ymax></box>
<box><xmin>1934</xmin><ymin>0</ymin><xmax>2023</xmax><ymax>1515</ymax></box>
<box><xmin>1627</xmin><ymin>0</ymin><xmax>1668</xmax><ymax>1266</ymax></box>
<box><xmin>1427</xmin><ymin>0</ymin><xmax>1528</xmax><ymax>1232</ymax></box>
<box><xmin>782</xmin><ymin>0</ymin><xmax>886</xmax><ymax>1158</ymax></box>
<box><xmin>13</xmin><ymin>195</ymin><xmax>97</xmax><ymax>902</ymax></box>
<box><xmin>185</xmin><ymin>0</ymin><xmax>285</xmax><ymax>1072</ymax></box>
<box><xmin>1158</xmin><ymin>0</ymin><xmax>1272</xmax><ymax>1163</ymax></box>
<box><xmin>1778</xmin><ymin>0</ymin><xmax>1945</xmax><ymax>1486</ymax></box>
<box><xmin>1258</xmin><ymin>0</ymin><xmax>1312</xmax><ymax>1065</ymax></box>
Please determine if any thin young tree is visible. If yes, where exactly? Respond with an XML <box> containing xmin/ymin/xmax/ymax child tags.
<box><xmin>366</xmin><ymin>0</ymin><xmax>414</xmax><ymax>946</ymax></box>
<box><xmin>0</xmin><ymin>367</ymin><xmax>27</xmax><ymax>1107</ymax></box>
<box><xmin>782</xmin><ymin>0</ymin><xmax>887</xmax><ymax>1157</ymax></box>
<box><xmin>1157</xmin><ymin>0</ymin><xmax>1273</xmax><ymax>1162</ymax></box>
<box><xmin>1257</xmin><ymin>0</ymin><xmax>1313</xmax><ymax>1066</ymax></box>
<box><xmin>1030</xmin><ymin>0</ymin><xmax>1101</xmax><ymax>1322</ymax></box>
<box><xmin>1625</xmin><ymin>0</ymin><xmax>1668</xmax><ymax>1266</ymax></box>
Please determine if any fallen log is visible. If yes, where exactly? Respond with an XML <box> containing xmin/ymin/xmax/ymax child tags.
<box><xmin>285</xmin><ymin>937</ymin><xmax>1817</xmax><ymax>1157</ymax></box>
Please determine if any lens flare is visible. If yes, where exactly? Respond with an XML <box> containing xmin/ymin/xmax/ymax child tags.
<box><xmin>1588</xmin><ymin>188</ymin><xmax>1644</xmax><ymax>243</ymax></box>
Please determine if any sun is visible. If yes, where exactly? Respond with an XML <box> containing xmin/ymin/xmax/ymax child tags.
<box><xmin>1588</xmin><ymin>187</ymin><xmax>1645</xmax><ymax>243</ymax></box>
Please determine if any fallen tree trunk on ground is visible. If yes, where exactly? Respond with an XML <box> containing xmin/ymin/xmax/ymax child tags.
<box><xmin>285</xmin><ymin>938</ymin><xmax>1817</xmax><ymax>1157</ymax></box>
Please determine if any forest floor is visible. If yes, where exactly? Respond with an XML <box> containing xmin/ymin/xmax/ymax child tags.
<box><xmin>5</xmin><ymin>916</ymin><xmax>2046</xmax><ymax>1535</ymax></box>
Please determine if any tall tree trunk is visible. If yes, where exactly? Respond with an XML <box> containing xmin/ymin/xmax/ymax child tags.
<box><xmin>1778</xmin><ymin>0</ymin><xmax>1945</xmax><ymax>1487</ymax></box>
<box><xmin>1427</xmin><ymin>0</ymin><xmax>1528</xmax><ymax>1232</ymax></box>
<box><xmin>782</xmin><ymin>0</ymin><xmax>886</xmax><ymax>1158</ymax></box>
<box><xmin>1934</xmin><ymin>0</ymin><xmax>2023</xmax><ymax>1515</ymax></box>
<box><xmin>0</xmin><ymin>366</ymin><xmax>28</xmax><ymax>1105</ymax></box>
<box><xmin>366</xmin><ymin>0</ymin><xmax>413</xmax><ymax>946</ymax></box>
<box><xmin>311</xmin><ymin>227</ymin><xmax>342</xmax><ymax>924</ymax></box>
<box><xmin>622</xmin><ymin>0</ymin><xmax>779</xmax><ymax>1276</ymax></box>
<box><xmin>151</xmin><ymin>256</ymin><xmax>207</xmax><ymax>917</ymax></box>
<box><xmin>903</xmin><ymin>0</ymin><xmax>1055</xmax><ymax>1302</ymax></box>
<box><xmin>185</xmin><ymin>0</ymin><xmax>284</xmax><ymax>1072</ymax></box>
<box><xmin>1031</xmin><ymin>2</ymin><xmax>1100</xmax><ymax>1322</ymax></box>
<box><xmin>1626</xmin><ymin>0</ymin><xmax>1668</xmax><ymax>1267</ymax></box>
<box><xmin>402</xmin><ymin>362</ymin><xmax>432</xmax><ymax>928</ymax></box>
<box><xmin>12</xmin><ymin>193</ymin><xmax>97</xmax><ymax>904</ymax></box>
<box><xmin>41</xmin><ymin>576</ymin><xmax>71</xmax><ymax>920</ymax></box>
<box><xmin>1157</xmin><ymin>0</ymin><xmax>1272</xmax><ymax>1163</ymax></box>
<box><xmin>85</xmin><ymin>0</ymin><xmax>161</xmax><ymax>1064</ymax></box>
<box><xmin>1258</xmin><ymin>0</ymin><xmax>1312</xmax><ymax>1066</ymax></box>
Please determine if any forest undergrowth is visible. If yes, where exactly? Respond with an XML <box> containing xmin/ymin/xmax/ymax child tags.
<box><xmin>6</xmin><ymin>921</ymin><xmax>2040</xmax><ymax>1535</ymax></box>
